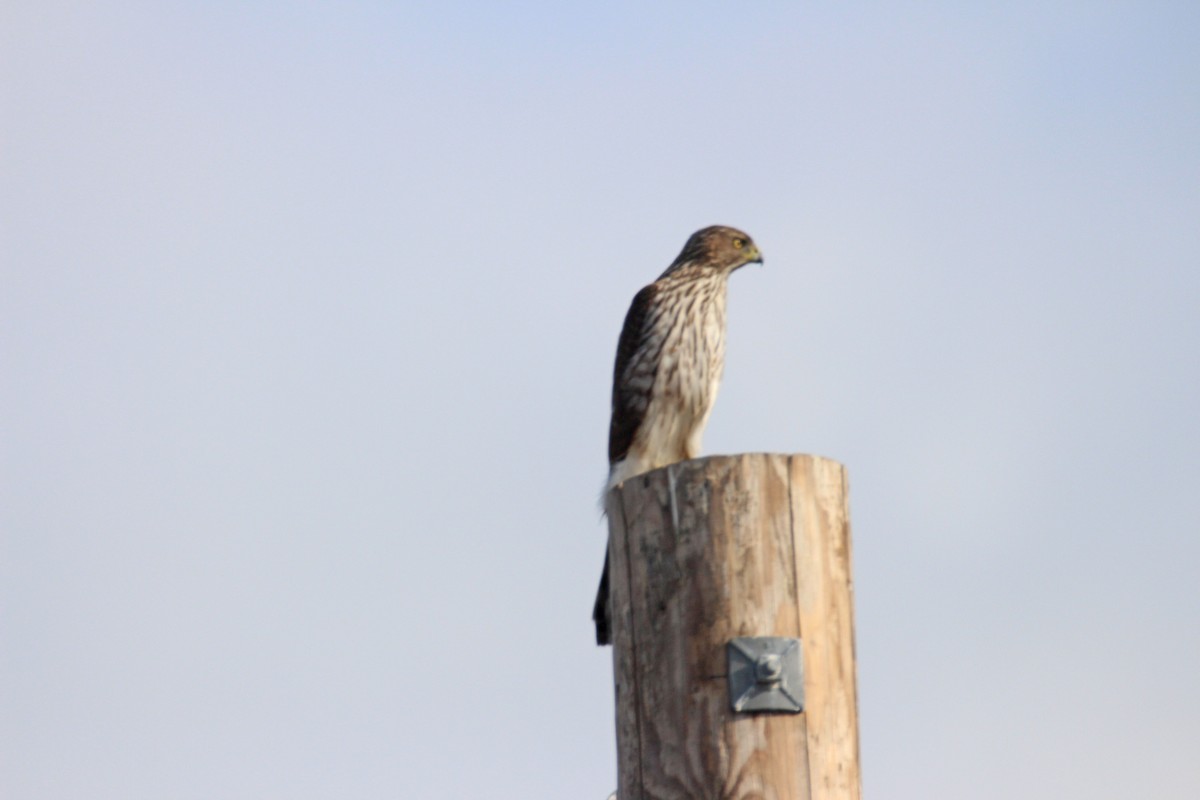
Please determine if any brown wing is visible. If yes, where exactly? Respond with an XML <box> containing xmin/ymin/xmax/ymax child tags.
<box><xmin>608</xmin><ymin>283</ymin><xmax>660</xmax><ymax>465</ymax></box>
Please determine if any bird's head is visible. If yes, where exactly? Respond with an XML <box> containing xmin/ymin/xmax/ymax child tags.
<box><xmin>669</xmin><ymin>225</ymin><xmax>763</xmax><ymax>274</ymax></box>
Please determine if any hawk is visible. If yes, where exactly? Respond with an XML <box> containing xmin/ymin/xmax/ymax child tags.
<box><xmin>593</xmin><ymin>225</ymin><xmax>763</xmax><ymax>645</ymax></box>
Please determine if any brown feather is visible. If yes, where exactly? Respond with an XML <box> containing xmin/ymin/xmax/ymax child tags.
<box><xmin>608</xmin><ymin>282</ymin><xmax>659</xmax><ymax>464</ymax></box>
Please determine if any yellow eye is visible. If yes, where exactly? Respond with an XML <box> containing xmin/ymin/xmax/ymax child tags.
<box><xmin>732</xmin><ymin>237</ymin><xmax>745</xmax><ymax>249</ymax></box>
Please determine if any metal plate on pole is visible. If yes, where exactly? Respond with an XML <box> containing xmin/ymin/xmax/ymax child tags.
<box><xmin>727</xmin><ymin>636</ymin><xmax>805</xmax><ymax>713</ymax></box>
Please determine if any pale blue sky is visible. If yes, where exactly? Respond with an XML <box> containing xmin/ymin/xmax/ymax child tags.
<box><xmin>3</xmin><ymin>2</ymin><xmax>1199</xmax><ymax>798</ymax></box>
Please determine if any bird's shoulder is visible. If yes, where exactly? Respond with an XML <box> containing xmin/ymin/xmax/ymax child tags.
<box><xmin>615</xmin><ymin>283</ymin><xmax>661</xmax><ymax>373</ymax></box>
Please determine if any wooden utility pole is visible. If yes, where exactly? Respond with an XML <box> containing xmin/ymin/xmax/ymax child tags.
<box><xmin>606</xmin><ymin>453</ymin><xmax>860</xmax><ymax>800</ymax></box>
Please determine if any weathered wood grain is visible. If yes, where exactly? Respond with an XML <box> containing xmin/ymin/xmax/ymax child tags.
<box><xmin>607</xmin><ymin>454</ymin><xmax>859</xmax><ymax>800</ymax></box>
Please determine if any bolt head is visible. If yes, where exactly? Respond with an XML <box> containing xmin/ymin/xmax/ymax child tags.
<box><xmin>755</xmin><ymin>653</ymin><xmax>783</xmax><ymax>684</ymax></box>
